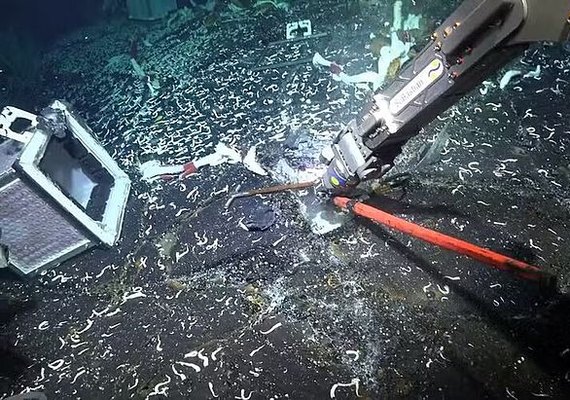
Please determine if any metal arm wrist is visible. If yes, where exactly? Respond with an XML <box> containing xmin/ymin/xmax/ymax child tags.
<box><xmin>321</xmin><ymin>0</ymin><xmax>570</xmax><ymax>190</ymax></box>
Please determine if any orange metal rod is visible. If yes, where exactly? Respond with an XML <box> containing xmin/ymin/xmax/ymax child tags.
<box><xmin>334</xmin><ymin>197</ymin><xmax>547</xmax><ymax>282</ymax></box>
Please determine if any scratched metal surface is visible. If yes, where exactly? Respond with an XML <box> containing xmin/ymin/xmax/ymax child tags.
<box><xmin>1</xmin><ymin>0</ymin><xmax>570</xmax><ymax>399</ymax></box>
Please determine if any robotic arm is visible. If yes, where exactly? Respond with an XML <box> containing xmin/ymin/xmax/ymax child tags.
<box><xmin>322</xmin><ymin>0</ymin><xmax>570</xmax><ymax>189</ymax></box>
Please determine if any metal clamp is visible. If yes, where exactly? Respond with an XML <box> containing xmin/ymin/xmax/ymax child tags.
<box><xmin>0</xmin><ymin>106</ymin><xmax>38</xmax><ymax>144</ymax></box>
<box><xmin>286</xmin><ymin>20</ymin><xmax>312</xmax><ymax>40</ymax></box>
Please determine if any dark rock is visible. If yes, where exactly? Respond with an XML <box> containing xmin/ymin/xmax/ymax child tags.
<box><xmin>284</xmin><ymin>129</ymin><xmax>307</xmax><ymax>150</ymax></box>
<box><xmin>244</xmin><ymin>206</ymin><xmax>276</xmax><ymax>231</ymax></box>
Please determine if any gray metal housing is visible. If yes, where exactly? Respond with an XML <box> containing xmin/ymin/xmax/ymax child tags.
<box><xmin>0</xmin><ymin>101</ymin><xmax>131</xmax><ymax>276</ymax></box>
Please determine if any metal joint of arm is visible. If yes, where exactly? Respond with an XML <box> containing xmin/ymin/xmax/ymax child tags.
<box><xmin>322</xmin><ymin>0</ymin><xmax>570</xmax><ymax>190</ymax></box>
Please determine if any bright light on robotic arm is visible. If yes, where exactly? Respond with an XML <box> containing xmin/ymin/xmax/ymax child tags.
<box><xmin>321</xmin><ymin>0</ymin><xmax>570</xmax><ymax>190</ymax></box>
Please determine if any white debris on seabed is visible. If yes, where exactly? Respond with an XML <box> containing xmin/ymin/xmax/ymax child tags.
<box><xmin>330</xmin><ymin>378</ymin><xmax>361</xmax><ymax>398</ymax></box>
<box><xmin>500</xmin><ymin>70</ymin><xmax>522</xmax><ymax>90</ymax></box>
<box><xmin>243</xmin><ymin>145</ymin><xmax>268</xmax><ymax>176</ymax></box>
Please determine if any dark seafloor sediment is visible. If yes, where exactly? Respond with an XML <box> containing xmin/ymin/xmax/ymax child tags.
<box><xmin>1</xmin><ymin>0</ymin><xmax>570</xmax><ymax>399</ymax></box>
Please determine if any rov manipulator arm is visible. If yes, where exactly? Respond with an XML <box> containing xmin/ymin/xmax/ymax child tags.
<box><xmin>321</xmin><ymin>0</ymin><xmax>570</xmax><ymax>190</ymax></box>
